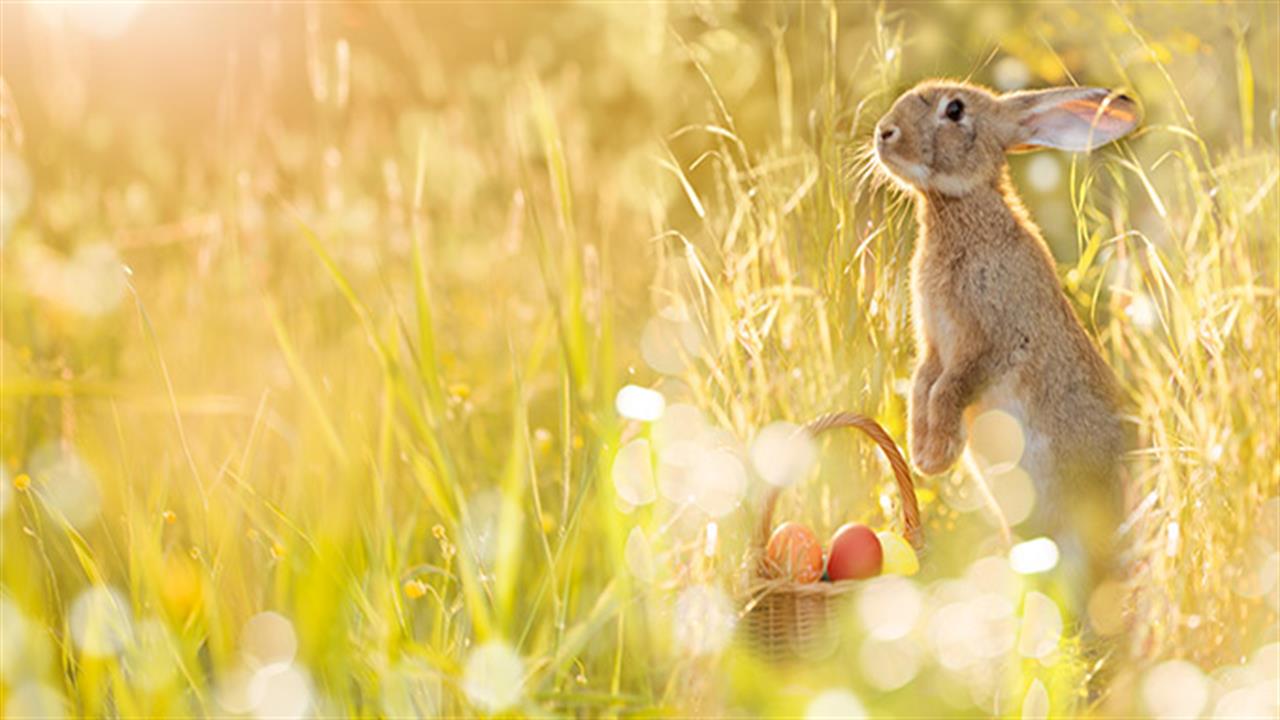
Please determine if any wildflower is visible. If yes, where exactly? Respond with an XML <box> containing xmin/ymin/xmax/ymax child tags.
<box><xmin>163</xmin><ymin>510</ymin><xmax>176</xmax><ymax>525</ymax></box>
<box><xmin>533</xmin><ymin>428</ymin><xmax>553</xmax><ymax>455</ymax></box>
<box><xmin>403</xmin><ymin>579</ymin><xmax>427</xmax><ymax>599</ymax></box>
<box><xmin>13</xmin><ymin>473</ymin><xmax>30</xmax><ymax>491</ymax></box>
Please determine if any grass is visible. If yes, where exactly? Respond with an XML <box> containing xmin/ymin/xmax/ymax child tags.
<box><xmin>1</xmin><ymin>1</ymin><xmax>1277</xmax><ymax>717</ymax></box>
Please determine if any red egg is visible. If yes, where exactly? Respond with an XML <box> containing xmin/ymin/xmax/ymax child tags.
<box><xmin>765</xmin><ymin>522</ymin><xmax>824</xmax><ymax>583</ymax></box>
<box><xmin>825</xmin><ymin>523</ymin><xmax>883</xmax><ymax>581</ymax></box>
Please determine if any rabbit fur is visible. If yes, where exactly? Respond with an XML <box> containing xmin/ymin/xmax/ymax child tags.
<box><xmin>873</xmin><ymin>80</ymin><xmax>1138</xmax><ymax>591</ymax></box>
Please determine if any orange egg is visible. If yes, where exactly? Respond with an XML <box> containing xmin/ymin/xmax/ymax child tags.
<box><xmin>765</xmin><ymin>522</ymin><xmax>824</xmax><ymax>583</ymax></box>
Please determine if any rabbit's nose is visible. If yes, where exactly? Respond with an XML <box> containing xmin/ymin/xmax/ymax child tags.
<box><xmin>878</xmin><ymin>125</ymin><xmax>900</xmax><ymax>143</ymax></box>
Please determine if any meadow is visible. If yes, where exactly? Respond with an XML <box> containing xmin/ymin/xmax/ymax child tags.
<box><xmin>1</xmin><ymin>1</ymin><xmax>1277</xmax><ymax>717</ymax></box>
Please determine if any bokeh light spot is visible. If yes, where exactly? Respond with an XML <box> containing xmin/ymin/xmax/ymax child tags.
<box><xmin>653</xmin><ymin>403</ymin><xmax>707</xmax><ymax>449</ymax></box>
<box><xmin>1125</xmin><ymin>294</ymin><xmax>1158</xmax><ymax>330</ymax></box>
<box><xmin>993</xmin><ymin>56</ymin><xmax>1031</xmax><ymax>91</ymax></box>
<box><xmin>1017</xmin><ymin>592</ymin><xmax>1062</xmax><ymax>660</ymax></box>
<box><xmin>688</xmin><ymin>448</ymin><xmax>746</xmax><ymax>517</ymax></box>
<box><xmin>857</xmin><ymin>576</ymin><xmax>922</xmax><ymax>640</ymax></box>
<box><xmin>749</xmin><ymin>422</ymin><xmax>816</xmax><ymax>488</ymax></box>
<box><xmin>216</xmin><ymin>665</ymin><xmax>259</xmax><ymax>715</ymax></box>
<box><xmin>1027</xmin><ymin>155</ymin><xmax>1062</xmax><ymax>193</ymax></box>
<box><xmin>249</xmin><ymin>665</ymin><xmax>313</xmax><ymax>720</ymax></box>
<box><xmin>806</xmin><ymin>688</ymin><xmax>867</xmax><ymax>719</ymax></box>
<box><xmin>612</xmin><ymin>439</ymin><xmax>656</xmax><ymax>507</ymax></box>
<box><xmin>240</xmin><ymin>611</ymin><xmax>298</xmax><ymax>670</ymax></box>
<box><xmin>462</xmin><ymin>641</ymin><xmax>524</xmax><ymax>713</ymax></box>
<box><xmin>968</xmin><ymin>410</ymin><xmax>1025</xmax><ymax>471</ymax></box>
<box><xmin>23</xmin><ymin>242</ymin><xmax>127</xmax><ymax>317</ymax></box>
<box><xmin>858</xmin><ymin>637</ymin><xmax>921</xmax><ymax>691</ymax></box>
<box><xmin>69</xmin><ymin>585</ymin><xmax>133</xmax><ymax>658</ymax></box>
<box><xmin>966</xmin><ymin>555</ymin><xmax>1019</xmax><ymax>597</ymax></box>
<box><xmin>1010</xmin><ymin>537</ymin><xmax>1059</xmax><ymax>575</ymax></box>
<box><xmin>30</xmin><ymin>443</ymin><xmax>102</xmax><ymax>530</ymax></box>
<box><xmin>615</xmin><ymin>385</ymin><xmax>665</xmax><ymax>422</ymax></box>
<box><xmin>640</xmin><ymin>311</ymin><xmax>703</xmax><ymax>375</ymax></box>
<box><xmin>1142</xmin><ymin>660</ymin><xmax>1208</xmax><ymax>720</ymax></box>
<box><xmin>987</xmin><ymin>466</ymin><xmax>1036</xmax><ymax>527</ymax></box>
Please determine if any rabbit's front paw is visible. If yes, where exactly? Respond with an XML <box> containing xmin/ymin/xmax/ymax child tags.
<box><xmin>908</xmin><ymin>419</ymin><xmax>931</xmax><ymax>468</ymax></box>
<box><xmin>913</xmin><ymin>426</ymin><xmax>963</xmax><ymax>475</ymax></box>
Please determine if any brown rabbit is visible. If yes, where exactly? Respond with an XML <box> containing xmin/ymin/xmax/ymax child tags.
<box><xmin>873</xmin><ymin>81</ymin><xmax>1138</xmax><ymax>595</ymax></box>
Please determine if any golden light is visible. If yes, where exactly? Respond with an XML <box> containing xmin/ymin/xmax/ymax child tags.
<box><xmin>29</xmin><ymin>0</ymin><xmax>144</xmax><ymax>39</ymax></box>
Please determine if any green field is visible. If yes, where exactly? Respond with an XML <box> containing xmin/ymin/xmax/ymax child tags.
<box><xmin>2</xmin><ymin>2</ymin><xmax>1277</xmax><ymax>717</ymax></box>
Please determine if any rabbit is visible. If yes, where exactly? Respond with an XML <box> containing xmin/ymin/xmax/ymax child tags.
<box><xmin>872</xmin><ymin>80</ymin><xmax>1138</xmax><ymax>598</ymax></box>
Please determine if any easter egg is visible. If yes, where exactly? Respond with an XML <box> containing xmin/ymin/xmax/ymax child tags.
<box><xmin>876</xmin><ymin>531</ymin><xmax>920</xmax><ymax>576</ymax></box>
<box><xmin>825</xmin><ymin>523</ymin><xmax>883</xmax><ymax>581</ymax></box>
<box><xmin>765</xmin><ymin>522</ymin><xmax>824</xmax><ymax>583</ymax></box>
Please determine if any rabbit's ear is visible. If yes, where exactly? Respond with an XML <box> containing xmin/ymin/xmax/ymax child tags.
<box><xmin>1002</xmin><ymin>87</ymin><xmax>1139</xmax><ymax>152</ymax></box>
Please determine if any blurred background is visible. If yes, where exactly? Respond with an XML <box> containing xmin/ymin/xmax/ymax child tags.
<box><xmin>1</xmin><ymin>1</ymin><xmax>1277</xmax><ymax>717</ymax></box>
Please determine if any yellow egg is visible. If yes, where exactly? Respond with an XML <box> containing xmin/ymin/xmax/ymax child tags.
<box><xmin>876</xmin><ymin>531</ymin><xmax>919</xmax><ymax>576</ymax></box>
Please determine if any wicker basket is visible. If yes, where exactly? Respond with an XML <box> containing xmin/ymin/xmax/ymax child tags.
<box><xmin>741</xmin><ymin>412</ymin><xmax>924</xmax><ymax>661</ymax></box>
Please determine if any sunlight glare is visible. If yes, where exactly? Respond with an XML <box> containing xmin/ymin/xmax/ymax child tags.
<box><xmin>673</xmin><ymin>585</ymin><xmax>735</xmax><ymax>655</ymax></box>
<box><xmin>625</xmin><ymin>526</ymin><xmax>655</xmax><ymax>583</ymax></box>
<box><xmin>30</xmin><ymin>1</ymin><xmax>144</xmax><ymax>39</ymax></box>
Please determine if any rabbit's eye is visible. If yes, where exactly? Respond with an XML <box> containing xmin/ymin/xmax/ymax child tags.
<box><xmin>945</xmin><ymin>99</ymin><xmax>965</xmax><ymax>122</ymax></box>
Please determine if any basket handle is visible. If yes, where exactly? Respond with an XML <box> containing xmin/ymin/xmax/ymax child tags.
<box><xmin>753</xmin><ymin>412</ymin><xmax>924</xmax><ymax>558</ymax></box>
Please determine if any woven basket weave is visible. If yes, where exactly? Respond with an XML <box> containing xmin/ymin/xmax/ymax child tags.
<box><xmin>741</xmin><ymin>412</ymin><xmax>924</xmax><ymax>661</ymax></box>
